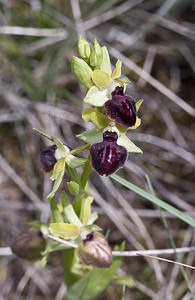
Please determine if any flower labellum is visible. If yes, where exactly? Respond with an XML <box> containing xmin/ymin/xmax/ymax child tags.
<box><xmin>40</xmin><ymin>144</ymin><xmax>57</xmax><ymax>172</ymax></box>
<box><xmin>105</xmin><ymin>86</ymin><xmax>137</xmax><ymax>127</ymax></box>
<box><xmin>90</xmin><ymin>131</ymin><xmax>128</xmax><ymax>176</ymax></box>
<box><xmin>11</xmin><ymin>228</ymin><xmax>46</xmax><ymax>262</ymax></box>
<box><xmin>77</xmin><ymin>232</ymin><xmax>112</xmax><ymax>268</ymax></box>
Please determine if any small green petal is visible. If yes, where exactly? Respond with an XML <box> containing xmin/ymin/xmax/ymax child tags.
<box><xmin>112</xmin><ymin>60</ymin><xmax>122</xmax><ymax>79</ymax></box>
<box><xmin>49</xmin><ymin>223</ymin><xmax>80</xmax><ymax>239</ymax></box>
<box><xmin>84</xmin><ymin>86</ymin><xmax>109</xmax><ymax>107</ymax></box>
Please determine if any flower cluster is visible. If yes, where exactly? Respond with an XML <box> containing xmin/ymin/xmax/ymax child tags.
<box><xmin>72</xmin><ymin>36</ymin><xmax>143</xmax><ymax>176</ymax></box>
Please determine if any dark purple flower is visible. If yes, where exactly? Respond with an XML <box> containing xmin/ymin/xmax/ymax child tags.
<box><xmin>40</xmin><ymin>145</ymin><xmax>57</xmax><ymax>172</ymax></box>
<box><xmin>105</xmin><ymin>86</ymin><xmax>137</xmax><ymax>127</ymax></box>
<box><xmin>90</xmin><ymin>131</ymin><xmax>128</xmax><ymax>176</ymax></box>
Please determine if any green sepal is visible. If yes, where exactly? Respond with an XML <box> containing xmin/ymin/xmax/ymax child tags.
<box><xmin>67</xmin><ymin>181</ymin><xmax>80</xmax><ymax>196</ymax></box>
<box><xmin>99</xmin><ymin>46</ymin><xmax>112</xmax><ymax>76</ymax></box>
<box><xmin>82</xmin><ymin>108</ymin><xmax>109</xmax><ymax>130</ymax></box>
<box><xmin>117</xmin><ymin>135</ymin><xmax>143</xmax><ymax>153</ymax></box>
<box><xmin>72</xmin><ymin>56</ymin><xmax>94</xmax><ymax>89</ymax></box>
<box><xmin>50</xmin><ymin>158</ymin><xmax>65</xmax><ymax>181</ymax></box>
<box><xmin>32</xmin><ymin>128</ymin><xmax>54</xmax><ymax>142</ymax></box>
<box><xmin>76</xmin><ymin>129</ymin><xmax>102</xmax><ymax>144</ymax></box>
<box><xmin>47</xmin><ymin>168</ymin><xmax>65</xmax><ymax>201</ymax></box>
<box><xmin>49</xmin><ymin>223</ymin><xmax>80</xmax><ymax>239</ymax></box>
<box><xmin>92</xmin><ymin>70</ymin><xmax>111</xmax><ymax>90</ymax></box>
<box><xmin>84</xmin><ymin>86</ymin><xmax>109</xmax><ymax>107</ymax></box>
<box><xmin>66</xmin><ymin>154</ymin><xmax>87</xmax><ymax>168</ymax></box>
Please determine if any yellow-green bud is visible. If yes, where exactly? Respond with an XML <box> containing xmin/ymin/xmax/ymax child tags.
<box><xmin>77</xmin><ymin>232</ymin><xmax>112</xmax><ymax>268</ymax></box>
<box><xmin>72</xmin><ymin>56</ymin><xmax>94</xmax><ymax>89</ymax></box>
<box><xmin>78</xmin><ymin>35</ymin><xmax>91</xmax><ymax>60</ymax></box>
<box><xmin>11</xmin><ymin>228</ymin><xmax>46</xmax><ymax>262</ymax></box>
<box><xmin>89</xmin><ymin>39</ymin><xmax>103</xmax><ymax>68</ymax></box>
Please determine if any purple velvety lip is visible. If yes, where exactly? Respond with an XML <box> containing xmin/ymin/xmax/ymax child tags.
<box><xmin>105</xmin><ymin>86</ymin><xmax>137</xmax><ymax>127</ymax></box>
<box><xmin>90</xmin><ymin>131</ymin><xmax>128</xmax><ymax>176</ymax></box>
<box><xmin>40</xmin><ymin>144</ymin><xmax>57</xmax><ymax>172</ymax></box>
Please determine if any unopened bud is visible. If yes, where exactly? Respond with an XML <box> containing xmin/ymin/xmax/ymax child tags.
<box><xmin>89</xmin><ymin>39</ymin><xmax>103</xmax><ymax>68</ymax></box>
<box><xmin>40</xmin><ymin>144</ymin><xmax>57</xmax><ymax>172</ymax></box>
<box><xmin>11</xmin><ymin>228</ymin><xmax>46</xmax><ymax>262</ymax></box>
<box><xmin>72</xmin><ymin>56</ymin><xmax>94</xmax><ymax>89</ymax></box>
<box><xmin>78</xmin><ymin>35</ymin><xmax>91</xmax><ymax>60</ymax></box>
<box><xmin>77</xmin><ymin>232</ymin><xmax>112</xmax><ymax>268</ymax></box>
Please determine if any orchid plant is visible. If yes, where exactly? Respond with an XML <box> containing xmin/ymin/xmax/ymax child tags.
<box><xmin>11</xmin><ymin>36</ymin><xmax>143</xmax><ymax>299</ymax></box>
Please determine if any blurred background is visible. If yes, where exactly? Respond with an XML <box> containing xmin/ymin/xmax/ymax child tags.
<box><xmin>0</xmin><ymin>0</ymin><xmax>195</xmax><ymax>299</ymax></box>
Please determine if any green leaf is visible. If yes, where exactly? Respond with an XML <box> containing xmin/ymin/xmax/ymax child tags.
<box><xmin>117</xmin><ymin>135</ymin><xmax>143</xmax><ymax>153</ymax></box>
<box><xmin>62</xmin><ymin>249</ymin><xmax>80</xmax><ymax>288</ymax></box>
<box><xmin>67</xmin><ymin>181</ymin><xmax>80</xmax><ymax>196</ymax></box>
<box><xmin>76</xmin><ymin>129</ymin><xmax>102</xmax><ymax>144</ymax></box>
<box><xmin>66</xmin><ymin>242</ymin><xmax>125</xmax><ymax>300</ymax></box>
<box><xmin>111</xmin><ymin>174</ymin><xmax>195</xmax><ymax>227</ymax></box>
<box><xmin>60</xmin><ymin>191</ymin><xmax>82</xmax><ymax>226</ymax></box>
<box><xmin>47</xmin><ymin>168</ymin><xmax>65</xmax><ymax>201</ymax></box>
<box><xmin>50</xmin><ymin>198</ymin><xmax>64</xmax><ymax>223</ymax></box>
<box><xmin>99</xmin><ymin>46</ymin><xmax>112</xmax><ymax>76</ymax></box>
<box><xmin>113</xmin><ymin>275</ymin><xmax>134</xmax><ymax>288</ymax></box>
<box><xmin>84</xmin><ymin>86</ymin><xmax>109</xmax><ymax>107</ymax></box>
<box><xmin>136</xmin><ymin>99</ymin><xmax>144</xmax><ymax>112</ymax></box>
<box><xmin>66</xmin><ymin>165</ymin><xmax>81</xmax><ymax>185</ymax></box>
<box><xmin>82</xmin><ymin>108</ymin><xmax>109</xmax><ymax>130</ymax></box>
<box><xmin>50</xmin><ymin>158</ymin><xmax>65</xmax><ymax>181</ymax></box>
<box><xmin>66</xmin><ymin>154</ymin><xmax>87</xmax><ymax>168</ymax></box>
<box><xmin>49</xmin><ymin>223</ymin><xmax>80</xmax><ymax>239</ymax></box>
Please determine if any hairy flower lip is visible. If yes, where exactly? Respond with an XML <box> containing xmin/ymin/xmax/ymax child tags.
<box><xmin>105</xmin><ymin>86</ymin><xmax>137</xmax><ymax>127</ymax></box>
<box><xmin>40</xmin><ymin>144</ymin><xmax>57</xmax><ymax>172</ymax></box>
<box><xmin>90</xmin><ymin>131</ymin><xmax>128</xmax><ymax>176</ymax></box>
